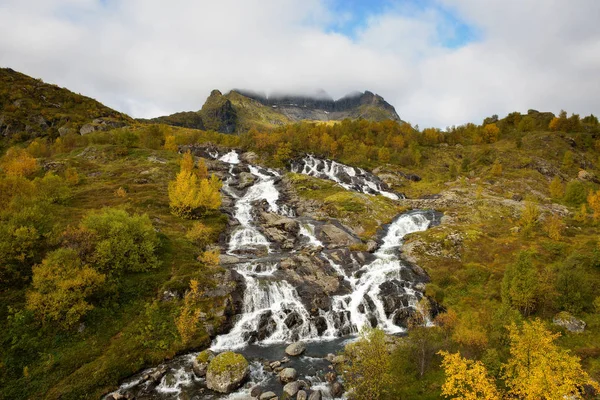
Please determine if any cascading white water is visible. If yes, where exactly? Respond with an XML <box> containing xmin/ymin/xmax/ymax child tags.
<box><xmin>211</xmin><ymin>262</ymin><xmax>318</xmax><ymax>351</ymax></box>
<box><xmin>227</xmin><ymin>165</ymin><xmax>281</xmax><ymax>254</ymax></box>
<box><xmin>108</xmin><ymin>149</ymin><xmax>438</xmax><ymax>400</ymax></box>
<box><xmin>291</xmin><ymin>154</ymin><xmax>401</xmax><ymax>200</ymax></box>
<box><xmin>322</xmin><ymin>212</ymin><xmax>432</xmax><ymax>335</ymax></box>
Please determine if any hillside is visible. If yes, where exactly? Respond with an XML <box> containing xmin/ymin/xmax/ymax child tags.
<box><xmin>0</xmin><ymin>71</ymin><xmax>600</xmax><ymax>399</ymax></box>
<box><xmin>144</xmin><ymin>88</ymin><xmax>403</xmax><ymax>133</ymax></box>
<box><xmin>0</xmin><ymin>68</ymin><xmax>132</xmax><ymax>147</ymax></box>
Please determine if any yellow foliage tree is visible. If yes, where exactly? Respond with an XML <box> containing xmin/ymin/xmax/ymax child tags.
<box><xmin>574</xmin><ymin>203</ymin><xmax>587</xmax><ymax>223</ymax></box>
<box><xmin>544</xmin><ymin>213</ymin><xmax>565</xmax><ymax>240</ymax></box>
<box><xmin>439</xmin><ymin>351</ymin><xmax>501</xmax><ymax>400</ymax></box>
<box><xmin>519</xmin><ymin>201</ymin><xmax>540</xmax><ymax>235</ymax></box>
<box><xmin>490</xmin><ymin>161</ymin><xmax>502</xmax><ymax>177</ymax></box>
<box><xmin>26</xmin><ymin>249</ymin><xmax>105</xmax><ymax>329</ymax></box>
<box><xmin>196</xmin><ymin>158</ymin><xmax>209</xmax><ymax>180</ymax></box>
<box><xmin>64</xmin><ymin>167</ymin><xmax>80</xmax><ymax>185</ymax></box>
<box><xmin>1</xmin><ymin>147</ymin><xmax>39</xmax><ymax>177</ymax></box>
<box><xmin>164</xmin><ymin>135</ymin><xmax>178</xmax><ymax>152</ymax></box>
<box><xmin>587</xmin><ymin>189</ymin><xmax>600</xmax><ymax>221</ymax></box>
<box><xmin>481</xmin><ymin>123</ymin><xmax>500</xmax><ymax>143</ymax></box>
<box><xmin>503</xmin><ymin>319</ymin><xmax>599</xmax><ymax>399</ymax></box>
<box><xmin>168</xmin><ymin>152</ymin><xmax>222</xmax><ymax>218</ymax></box>
<box><xmin>549</xmin><ymin>176</ymin><xmax>564</xmax><ymax>199</ymax></box>
<box><xmin>186</xmin><ymin>222</ymin><xmax>214</xmax><ymax>249</ymax></box>
<box><xmin>175</xmin><ymin>279</ymin><xmax>203</xmax><ymax>345</ymax></box>
<box><xmin>198</xmin><ymin>249</ymin><xmax>220</xmax><ymax>266</ymax></box>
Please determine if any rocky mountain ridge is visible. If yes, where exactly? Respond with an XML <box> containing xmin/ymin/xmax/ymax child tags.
<box><xmin>146</xmin><ymin>89</ymin><xmax>403</xmax><ymax>134</ymax></box>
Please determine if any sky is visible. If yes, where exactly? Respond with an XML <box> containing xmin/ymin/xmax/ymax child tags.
<box><xmin>1</xmin><ymin>0</ymin><xmax>599</xmax><ymax>128</ymax></box>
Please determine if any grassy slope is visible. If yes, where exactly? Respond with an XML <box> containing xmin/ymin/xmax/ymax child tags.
<box><xmin>0</xmin><ymin>68</ymin><xmax>132</xmax><ymax>147</ymax></box>
<box><xmin>288</xmin><ymin>130</ymin><xmax>600</xmax><ymax>396</ymax></box>
<box><xmin>0</xmin><ymin>141</ymin><xmax>230</xmax><ymax>400</ymax></box>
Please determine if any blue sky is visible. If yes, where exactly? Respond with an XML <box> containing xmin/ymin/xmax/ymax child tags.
<box><xmin>325</xmin><ymin>0</ymin><xmax>478</xmax><ymax>48</ymax></box>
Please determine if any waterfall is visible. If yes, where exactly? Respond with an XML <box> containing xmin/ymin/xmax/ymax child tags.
<box><xmin>290</xmin><ymin>154</ymin><xmax>402</xmax><ymax>200</ymax></box>
<box><xmin>108</xmin><ymin>149</ymin><xmax>437</xmax><ymax>399</ymax></box>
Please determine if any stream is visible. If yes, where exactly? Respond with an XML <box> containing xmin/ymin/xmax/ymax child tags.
<box><xmin>107</xmin><ymin>151</ymin><xmax>439</xmax><ymax>400</ymax></box>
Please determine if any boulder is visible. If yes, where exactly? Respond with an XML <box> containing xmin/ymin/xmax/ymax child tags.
<box><xmin>578</xmin><ymin>169</ymin><xmax>593</xmax><ymax>181</ymax></box>
<box><xmin>320</xmin><ymin>224</ymin><xmax>360</xmax><ymax>248</ymax></box>
<box><xmin>553</xmin><ymin>312</ymin><xmax>586</xmax><ymax>333</ymax></box>
<box><xmin>192</xmin><ymin>349</ymin><xmax>215</xmax><ymax>377</ymax></box>
<box><xmin>238</xmin><ymin>172</ymin><xmax>256</xmax><ymax>189</ymax></box>
<box><xmin>240</xmin><ymin>151</ymin><xmax>259</xmax><ymax>164</ymax></box>
<box><xmin>285</xmin><ymin>342</ymin><xmax>307</xmax><ymax>356</ymax></box>
<box><xmin>308</xmin><ymin>390</ymin><xmax>322</xmax><ymax>400</ymax></box>
<box><xmin>282</xmin><ymin>381</ymin><xmax>303</xmax><ymax>397</ymax></box>
<box><xmin>297</xmin><ymin>390</ymin><xmax>307</xmax><ymax>400</ymax></box>
<box><xmin>79</xmin><ymin>123</ymin><xmax>96</xmax><ymax>135</ymax></box>
<box><xmin>330</xmin><ymin>382</ymin><xmax>344</xmax><ymax>397</ymax></box>
<box><xmin>250</xmin><ymin>386</ymin><xmax>263</xmax><ymax>397</ymax></box>
<box><xmin>259</xmin><ymin>391</ymin><xmax>278</xmax><ymax>400</ymax></box>
<box><xmin>279</xmin><ymin>367</ymin><xmax>298</xmax><ymax>383</ymax></box>
<box><xmin>206</xmin><ymin>351</ymin><xmax>249</xmax><ymax>393</ymax></box>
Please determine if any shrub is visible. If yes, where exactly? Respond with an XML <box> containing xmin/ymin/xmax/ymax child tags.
<box><xmin>26</xmin><ymin>248</ymin><xmax>105</xmax><ymax>328</ymax></box>
<box><xmin>81</xmin><ymin>208</ymin><xmax>160</xmax><ymax>273</ymax></box>
<box><xmin>563</xmin><ymin>181</ymin><xmax>587</xmax><ymax>206</ymax></box>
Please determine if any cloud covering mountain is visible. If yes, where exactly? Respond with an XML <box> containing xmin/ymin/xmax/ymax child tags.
<box><xmin>1</xmin><ymin>0</ymin><xmax>599</xmax><ymax>127</ymax></box>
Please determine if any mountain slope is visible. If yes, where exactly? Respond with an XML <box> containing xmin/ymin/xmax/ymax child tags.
<box><xmin>145</xmin><ymin>88</ymin><xmax>403</xmax><ymax>133</ymax></box>
<box><xmin>0</xmin><ymin>68</ymin><xmax>132</xmax><ymax>145</ymax></box>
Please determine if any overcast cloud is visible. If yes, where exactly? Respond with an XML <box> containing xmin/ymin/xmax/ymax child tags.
<box><xmin>1</xmin><ymin>0</ymin><xmax>599</xmax><ymax>128</ymax></box>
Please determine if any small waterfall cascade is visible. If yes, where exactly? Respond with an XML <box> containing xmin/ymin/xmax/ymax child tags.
<box><xmin>108</xmin><ymin>149</ymin><xmax>438</xmax><ymax>399</ymax></box>
<box><xmin>290</xmin><ymin>154</ymin><xmax>402</xmax><ymax>200</ymax></box>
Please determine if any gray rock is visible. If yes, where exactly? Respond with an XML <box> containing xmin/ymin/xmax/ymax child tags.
<box><xmin>259</xmin><ymin>391</ymin><xmax>277</xmax><ymax>400</ymax></box>
<box><xmin>553</xmin><ymin>312</ymin><xmax>586</xmax><ymax>333</ymax></box>
<box><xmin>283</xmin><ymin>381</ymin><xmax>302</xmax><ymax>397</ymax></box>
<box><xmin>270</xmin><ymin>361</ymin><xmax>281</xmax><ymax>369</ymax></box>
<box><xmin>320</xmin><ymin>224</ymin><xmax>360</xmax><ymax>248</ymax></box>
<box><xmin>307</xmin><ymin>390</ymin><xmax>322</xmax><ymax>400</ymax></box>
<box><xmin>285</xmin><ymin>342</ymin><xmax>307</xmax><ymax>357</ymax></box>
<box><xmin>366</xmin><ymin>240</ymin><xmax>378</xmax><ymax>252</ymax></box>
<box><xmin>279</xmin><ymin>367</ymin><xmax>298</xmax><ymax>383</ymax></box>
<box><xmin>220</xmin><ymin>254</ymin><xmax>241</xmax><ymax>265</ymax></box>
<box><xmin>297</xmin><ymin>390</ymin><xmax>307</xmax><ymax>400</ymax></box>
<box><xmin>206</xmin><ymin>352</ymin><xmax>249</xmax><ymax>393</ymax></box>
<box><xmin>325</xmin><ymin>353</ymin><xmax>335</xmax><ymax>363</ymax></box>
<box><xmin>80</xmin><ymin>123</ymin><xmax>96</xmax><ymax>135</ymax></box>
<box><xmin>330</xmin><ymin>382</ymin><xmax>344</xmax><ymax>397</ymax></box>
<box><xmin>250</xmin><ymin>386</ymin><xmax>263</xmax><ymax>397</ymax></box>
<box><xmin>331</xmin><ymin>355</ymin><xmax>345</xmax><ymax>364</ymax></box>
<box><xmin>238</xmin><ymin>172</ymin><xmax>256</xmax><ymax>189</ymax></box>
<box><xmin>192</xmin><ymin>350</ymin><xmax>215</xmax><ymax>377</ymax></box>
<box><xmin>240</xmin><ymin>152</ymin><xmax>259</xmax><ymax>163</ymax></box>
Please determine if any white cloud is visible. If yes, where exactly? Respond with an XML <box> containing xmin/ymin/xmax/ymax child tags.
<box><xmin>1</xmin><ymin>0</ymin><xmax>599</xmax><ymax>127</ymax></box>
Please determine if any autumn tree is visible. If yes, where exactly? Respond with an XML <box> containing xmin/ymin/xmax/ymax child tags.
<box><xmin>480</xmin><ymin>123</ymin><xmax>500</xmax><ymax>143</ymax></box>
<box><xmin>562</xmin><ymin>150</ymin><xmax>575</xmax><ymax>170</ymax></box>
<box><xmin>164</xmin><ymin>135</ymin><xmax>178</xmax><ymax>152</ymax></box>
<box><xmin>342</xmin><ymin>328</ymin><xmax>392</xmax><ymax>400</ymax></box>
<box><xmin>502</xmin><ymin>251</ymin><xmax>539</xmax><ymax>316</ymax></box>
<box><xmin>176</xmin><ymin>279</ymin><xmax>203</xmax><ymax>345</ymax></box>
<box><xmin>439</xmin><ymin>351</ymin><xmax>501</xmax><ymax>400</ymax></box>
<box><xmin>378</xmin><ymin>147</ymin><xmax>391</xmax><ymax>163</ymax></box>
<box><xmin>544</xmin><ymin>213</ymin><xmax>565</xmax><ymax>240</ymax></box>
<box><xmin>169</xmin><ymin>151</ymin><xmax>221</xmax><ymax>218</ymax></box>
<box><xmin>186</xmin><ymin>222</ymin><xmax>215</xmax><ymax>249</ymax></box>
<box><xmin>587</xmin><ymin>189</ymin><xmax>600</xmax><ymax>221</ymax></box>
<box><xmin>549</xmin><ymin>176</ymin><xmax>564</xmax><ymax>199</ymax></box>
<box><xmin>519</xmin><ymin>201</ymin><xmax>540</xmax><ymax>236</ymax></box>
<box><xmin>503</xmin><ymin>319</ymin><xmax>599</xmax><ymax>399</ymax></box>
<box><xmin>0</xmin><ymin>147</ymin><xmax>39</xmax><ymax>177</ymax></box>
<box><xmin>490</xmin><ymin>161</ymin><xmax>502</xmax><ymax>177</ymax></box>
<box><xmin>26</xmin><ymin>248</ymin><xmax>105</xmax><ymax>328</ymax></box>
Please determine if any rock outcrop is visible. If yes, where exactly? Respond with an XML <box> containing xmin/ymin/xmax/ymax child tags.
<box><xmin>206</xmin><ymin>351</ymin><xmax>249</xmax><ymax>393</ymax></box>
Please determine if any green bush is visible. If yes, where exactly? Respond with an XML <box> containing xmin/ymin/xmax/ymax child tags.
<box><xmin>82</xmin><ymin>208</ymin><xmax>160</xmax><ymax>274</ymax></box>
<box><xmin>563</xmin><ymin>181</ymin><xmax>587</xmax><ymax>206</ymax></box>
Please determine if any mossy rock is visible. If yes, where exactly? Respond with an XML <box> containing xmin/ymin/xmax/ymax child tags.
<box><xmin>206</xmin><ymin>351</ymin><xmax>249</xmax><ymax>393</ymax></box>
